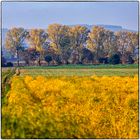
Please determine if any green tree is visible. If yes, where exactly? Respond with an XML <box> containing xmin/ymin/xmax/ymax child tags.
<box><xmin>47</xmin><ymin>24</ymin><xmax>71</xmax><ymax>64</ymax></box>
<box><xmin>26</xmin><ymin>29</ymin><xmax>48</xmax><ymax>66</ymax></box>
<box><xmin>103</xmin><ymin>30</ymin><xmax>118</xmax><ymax>57</ymax></box>
<box><xmin>70</xmin><ymin>25</ymin><xmax>89</xmax><ymax>64</ymax></box>
<box><xmin>87</xmin><ymin>26</ymin><xmax>106</xmax><ymax>63</ymax></box>
<box><xmin>5</xmin><ymin>27</ymin><xmax>27</xmax><ymax>66</ymax></box>
<box><xmin>126</xmin><ymin>32</ymin><xmax>138</xmax><ymax>63</ymax></box>
<box><xmin>87</xmin><ymin>26</ymin><xmax>117</xmax><ymax>64</ymax></box>
<box><xmin>115</xmin><ymin>31</ymin><xmax>138</xmax><ymax>64</ymax></box>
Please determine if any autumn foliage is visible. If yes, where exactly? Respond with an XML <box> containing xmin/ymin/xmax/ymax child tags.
<box><xmin>4</xmin><ymin>25</ymin><xmax>138</xmax><ymax>66</ymax></box>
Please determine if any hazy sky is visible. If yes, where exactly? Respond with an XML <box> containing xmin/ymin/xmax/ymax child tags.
<box><xmin>2</xmin><ymin>1</ymin><xmax>138</xmax><ymax>31</ymax></box>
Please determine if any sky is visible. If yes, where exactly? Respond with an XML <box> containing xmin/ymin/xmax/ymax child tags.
<box><xmin>2</xmin><ymin>1</ymin><xmax>139</xmax><ymax>31</ymax></box>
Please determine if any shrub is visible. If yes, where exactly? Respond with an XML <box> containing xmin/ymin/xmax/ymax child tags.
<box><xmin>98</xmin><ymin>57</ymin><xmax>109</xmax><ymax>64</ymax></box>
<box><xmin>127</xmin><ymin>56</ymin><xmax>134</xmax><ymax>64</ymax></box>
<box><xmin>109</xmin><ymin>54</ymin><xmax>120</xmax><ymax>64</ymax></box>
<box><xmin>6</xmin><ymin>62</ymin><xmax>14</xmax><ymax>67</ymax></box>
<box><xmin>45</xmin><ymin>56</ymin><xmax>52</xmax><ymax>65</ymax></box>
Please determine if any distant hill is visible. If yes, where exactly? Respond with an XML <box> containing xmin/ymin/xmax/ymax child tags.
<box><xmin>69</xmin><ymin>24</ymin><xmax>122</xmax><ymax>31</ymax></box>
<box><xmin>69</xmin><ymin>24</ymin><xmax>137</xmax><ymax>32</ymax></box>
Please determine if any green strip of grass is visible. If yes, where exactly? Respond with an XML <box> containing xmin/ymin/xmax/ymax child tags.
<box><xmin>19</xmin><ymin>64</ymin><xmax>138</xmax><ymax>69</ymax></box>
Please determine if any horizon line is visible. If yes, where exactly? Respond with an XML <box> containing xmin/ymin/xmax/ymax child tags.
<box><xmin>2</xmin><ymin>23</ymin><xmax>138</xmax><ymax>31</ymax></box>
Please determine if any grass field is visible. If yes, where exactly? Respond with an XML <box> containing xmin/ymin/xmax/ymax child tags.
<box><xmin>19</xmin><ymin>64</ymin><xmax>138</xmax><ymax>69</ymax></box>
<box><xmin>15</xmin><ymin>64</ymin><xmax>137</xmax><ymax>76</ymax></box>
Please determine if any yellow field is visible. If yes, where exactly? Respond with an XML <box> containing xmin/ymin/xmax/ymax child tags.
<box><xmin>2</xmin><ymin>75</ymin><xmax>138</xmax><ymax>139</ymax></box>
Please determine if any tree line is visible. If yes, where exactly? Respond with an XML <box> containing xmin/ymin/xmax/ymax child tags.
<box><xmin>3</xmin><ymin>24</ymin><xmax>139</xmax><ymax>66</ymax></box>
